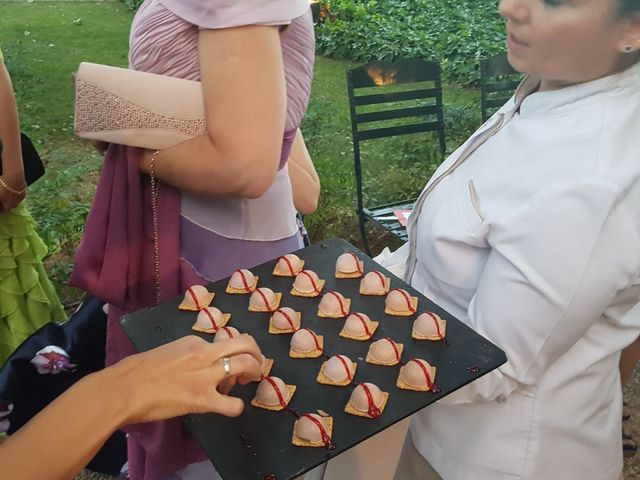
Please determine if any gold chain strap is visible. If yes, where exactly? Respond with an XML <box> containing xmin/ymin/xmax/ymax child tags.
<box><xmin>0</xmin><ymin>177</ymin><xmax>26</xmax><ymax>196</ymax></box>
<box><xmin>150</xmin><ymin>150</ymin><xmax>161</xmax><ymax>306</ymax></box>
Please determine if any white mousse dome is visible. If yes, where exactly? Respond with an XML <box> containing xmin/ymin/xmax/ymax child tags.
<box><xmin>349</xmin><ymin>382</ymin><xmax>383</xmax><ymax>413</ymax></box>
<box><xmin>325</xmin><ymin>355</ymin><xmax>354</xmax><ymax>382</ymax></box>
<box><xmin>290</xmin><ymin>329</ymin><xmax>319</xmax><ymax>353</ymax></box>
<box><xmin>213</xmin><ymin>326</ymin><xmax>239</xmax><ymax>342</ymax></box>
<box><xmin>255</xmin><ymin>376</ymin><xmax>289</xmax><ymax>406</ymax></box>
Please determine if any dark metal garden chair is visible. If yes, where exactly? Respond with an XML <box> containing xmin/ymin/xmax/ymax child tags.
<box><xmin>480</xmin><ymin>53</ymin><xmax>523</xmax><ymax>122</ymax></box>
<box><xmin>347</xmin><ymin>58</ymin><xmax>446</xmax><ymax>256</ymax></box>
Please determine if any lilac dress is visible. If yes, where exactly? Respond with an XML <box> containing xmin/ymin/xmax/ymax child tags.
<box><xmin>71</xmin><ymin>1</ymin><xmax>314</xmax><ymax>478</ymax></box>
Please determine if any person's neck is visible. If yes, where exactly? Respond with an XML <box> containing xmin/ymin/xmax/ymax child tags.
<box><xmin>538</xmin><ymin>57</ymin><xmax>638</xmax><ymax>92</ymax></box>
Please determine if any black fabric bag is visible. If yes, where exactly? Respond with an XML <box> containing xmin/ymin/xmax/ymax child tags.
<box><xmin>0</xmin><ymin>132</ymin><xmax>45</xmax><ymax>185</ymax></box>
<box><xmin>0</xmin><ymin>296</ymin><xmax>127</xmax><ymax>475</ymax></box>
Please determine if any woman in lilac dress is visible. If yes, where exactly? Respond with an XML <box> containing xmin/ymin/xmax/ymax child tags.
<box><xmin>71</xmin><ymin>1</ymin><xmax>315</xmax><ymax>478</ymax></box>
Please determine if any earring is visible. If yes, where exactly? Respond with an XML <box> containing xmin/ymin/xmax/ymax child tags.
<box><xmin>623</xmin><ymin>45</ymin><xmax>634</xmax><ymax>53</ymax></box>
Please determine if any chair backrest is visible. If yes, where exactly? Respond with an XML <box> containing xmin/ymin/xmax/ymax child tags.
<box><xmin>479</xmin><ymin>53</ymin><xmax>522</xmax><ymax>122</ymax></box>
<box><xmin>346</xmin><ymin>58</ymin><xmax>446</xmax><ymax>212</ymax></box>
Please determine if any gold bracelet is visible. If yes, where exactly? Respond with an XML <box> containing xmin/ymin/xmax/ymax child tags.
<box><xmin>0</xmin><ymin>177</ymin><xmax>26</xmax><ymax>195</ymax></box>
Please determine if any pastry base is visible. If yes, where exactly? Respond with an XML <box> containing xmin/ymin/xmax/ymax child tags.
<box><xmin>268</xmin><ymin>311</ymin><xmax>302</xmax><ymax>334</ymax></box>
<box><xmin>344</xmin><ymin>391</ymin><xmax>389</xmax><ymax>418</ymax></box>
<box><xmin>384</xmin><ymin>297</ymin><xmax>418</xmax><ymax>316</ymax></box>
<box><xmin>178</xmin><ymin>292</ymin><xmax>215</xmax><ymax>311</ymax></box>
<box><xmin>335</xmin><ymin>261</ymin><xmax>364</xmax><ymax>279</ymax></box>
<box><xmin>251</xmin><ymin>384</ymin><xmax>296</xmax><ymax>411</ymax></box>
<box><xmin>359</xmin><ymin>277</ymin><xmax>391</xmax><ymax>296</ymax></box>
<box><xmin>366</xmin><ymin>343</ymin><xmax>404</xmax><ymax>366</ymax></box>
<box><xmin>191</xmin><ymin>313</ymin><xmax>231</xmax><ymax>334</ymax></box>
<box><xmin>411</xmin><ymin>319</ymin><xmax>447</xmax><ymax>341</ymax></box>
<box><xmin>226</xmin><ymin>277</ymin><xmax>259</xmax><ymax>294</ymax></box>
<box><xmin>289</xmin><ymin>336</ymin><xmax>324</xmax><ymax>358</ymax></box>
<box><xmin>273</xmin><ymin>260</ymin><xmax>305</xmax><ymax>277</ymax></box>
<box><xmin>339</xmin><ymin>321</ymin><xmax>379</xmax><ymax>341</ymax></box>
<box><xmin>290</xmin><ymin>279</ymin><xmax>326</xmax><ymax>297</ymax></box>
<box><xmin>292</xmin><ymin>416</ymin><xmax>334</xmax><ymax>448</ymax></box>
<box><xmin>318</xmin><ymin>298</ymin><xmax>352</xmax><ymax>318</ymax></box>
<box><xmin>248</xmin><ymin>292</ymin><xmax>282</xmax><ymax>313</ymax></box>
<box><xmin>316</xmin><ymin>360</ymin><xmax>357</xmax><ymax>386</ymax></box>
<box><xmin>260</xmin><ymin>358</ymin><xmax>274</xmax><ymax>379</ymax></box>
<box><xmin>396</xmin><ymin>365</ymin><xmax>438</xmax><ymax>392</ymax></box>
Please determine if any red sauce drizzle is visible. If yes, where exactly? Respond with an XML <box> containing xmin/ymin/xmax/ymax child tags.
<box><xmin>348</xmin><ymin>252</ymin><xmax>363</xmax><ymax>274</ymax></box>
<box><xmin>409</xmin><ymin>358</ymin><xmax>435</xmax><ymax>390</ymax></box>
<box><xmin>351</xmin><ymin>313</ymin><xmax>372</xmax><ymax>336</ymax></box>
<box><xmin>221</xmin><ymin>326</ymin><xmax>235</xmax><ymax>339</ymax></box>
<box><xmin>384</xmin><ymin>337</ymin><xmax>400</xmax><ymax>362</ymax></box>
<box><xmin>359</xmin><ymin>383</ymin><xmax>382</xmax><ymax>418</ymax></box>
<box><xmin>391</xmin><ymin>289</ymin><xmax>416</xmax><ymax>313</ymax></box>
<box><xmin>334</xmin><ymin>355</ymin><xmax>353</xmax><ymax>381</ymax></box>
<box><xmin>279</xmin><ymin>256</ymin><xmax>296</xmax><ymax>275</ymax></box>
<box><xmin>255</xmin><ymin>288</ymin><xmax>274</xmax><ymax>311</ymax></box>
<box><xmin>372</xmin><ymin>271</ymin><xmax>387</xmax><ymax>290</ymax></box>
<box><xmin>275</xmin><ymin>308</ymin><xmax>296</xmax><ymax>331</ymax></box>
<box><xmin>299</xmin><ymin>271</ymin><xmax>320</xmax><ymax>293</ymax></box>
<box><xmin>328</xmin><ymin>291</ymin><xmax>347</xmax><ymax>316</ymax></box>
<box><xmin>202</xmin><ymin>308</ymin><xmax>218</xmax><ymax>329</ymax></box>
<box><xmin>302</xmin><ymin>414</ymin><xmax>336</xmax><ymax>450</ymax></box>
<box><xmin>234</xmin><ymin>269</ymin><xmax>252</xmax><ymax>291</ymax></box>
<box><xmin>426</xmin><ymin>312</ymin><xmax>444</xmax><ymax>339</ymax></box>
<box><xmin>262</xmin><ymin>376</ymin><xmax>288</xmax><ymax>408</ymax></box>
<box><xmin>302</xmin><ymin>328</ymin><xmax>322</xmax><ymax>352</ymax></box>
<box><xmin>187</xmin><ymin>287</ymin><xmax>202</xmax><ymax>310</ymax></box>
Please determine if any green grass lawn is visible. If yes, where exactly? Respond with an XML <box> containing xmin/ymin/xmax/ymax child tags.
<box><xmin>1</xmin><ymin>1</ymin><xmax>482</xmax><ymax>308</ymax></box>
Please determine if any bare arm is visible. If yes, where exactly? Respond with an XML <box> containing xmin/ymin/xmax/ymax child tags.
<box><xmin>0</xmin><ymin>336</ymin><xmax>263</xmax><ymax>480</ymax></box>
<box><xmin>288</xmin><ymin>129</ymin><xmax>320</xmax><ymax>215</ymax></box>
<box><xmin>139</xmin><ymin>25</ymin><xmax>286</xmax><ymax>199</ymax></box>
<box><xmin>0</xmin><ymin>62</ymin><xmax>26</xmax><ymax>211</ymax></box>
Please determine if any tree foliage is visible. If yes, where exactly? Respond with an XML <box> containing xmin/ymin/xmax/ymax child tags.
<box><xmin>317</xmin><ymin>0</ymin><xmax>506</xmax><ymax>84</ymax></box>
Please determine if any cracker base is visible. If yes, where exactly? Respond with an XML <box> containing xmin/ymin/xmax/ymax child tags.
<box><xmin>290</xmin><ymin>279</ymin><xmax>326</xmax><ymax>298</ymax></box>
<box><xmin>396</xmin><ymin>366</ymin><xmax>437</xmax><ymax>392</ymax></box>
<box><xmin>384</xmin><ymin>297</ymin><xmax>418</xmax><ymax>316</ymax></box>
<box><xmin>359</xmin><ymin>277</ymin><xmax>391</xmax><ymax>296</ymax></box>
<box><xmin>339</xmin><ymin>321</ymin><xmax>379</xmax><ymax>341</ymax></box>
<box><xmin>273</xmin><ymin>259</ymin><xmax>305</xmax><ymax>277</ymax></box>
<box><xmin>316</xmin><ymin>361</ymin><xmax>357</xmax><ymax>386</ymax></box>
<box><xmin>225</xmin><ymin>277</ymin><xmax>259</xmax><ymax>295</ymax></box>
<box><xmin>289</xmin><ymin>336</ymin><xmax>324</xmax><ymax>358</ymax></box>
<box><xmin>411</xmin><ymin>320</ymin><xmax>447</xmax><ymax>341</ymax></box>
<box><xmin>191</xmin><ymin>313</ymin><xmax>231</xmax><ymax>334</ymax></box>
<box><xmin>291</xmin><ymin>416</ymin><xmax>334</xmax><ymax>447</ymax></box>
<box><xmin>365</xmin><ymin>343</ymin><xmax>404</xmax><ymax>366</ymax></box>
<box><xmin>335</xmin><ymin>261</ymin><xmax>364</xmax><ymax>279</ymax></box>
<box><xmin>178</xmin><ymin>292</ymin><xmax>215</xmax><ymax>311</ymax></box>
<box><xmin>318</xmin><ymin>298</ymin><xmax>352</xmax><ymax>318</ymax></box>
<box><xmin>344</xmin><ymin>391</ymin><xmax>389</xmax><ymax>418</ymax></box>
<box><xmin>248</xmin><ymin>292</ymin><xmax>283</xmax><ymax>312</ymax></box>
<box><xmin>251</xmin><ymin>384</ymin><xmax>296</xmax><ymax>411</ymax></box>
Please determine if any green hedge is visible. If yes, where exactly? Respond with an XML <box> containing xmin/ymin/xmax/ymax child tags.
<box><xmin>317</xmin><ymin>0</ymin><xmax>507</xmax><ymax>84</ymax></box>
<box><xmin>121</xmin><ymin>0</ymin><xmax>144</xmax><ymax>10</ymax></box>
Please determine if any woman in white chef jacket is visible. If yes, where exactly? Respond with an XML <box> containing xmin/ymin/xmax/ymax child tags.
<box><xmin>379</xmin><ymin>0</ymin><xmax>640</xmax><ymax>479</ymax></box>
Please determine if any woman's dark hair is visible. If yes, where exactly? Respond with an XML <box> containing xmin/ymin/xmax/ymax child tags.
<box><xmin>620</xmin><ymin>0</ymin><xmax>640</xmax><ymax>15</ymax></box>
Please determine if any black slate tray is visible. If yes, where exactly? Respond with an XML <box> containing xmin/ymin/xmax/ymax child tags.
<box><xmin>121</xmin><ymin>238</ymin><xmax>506</xmax><ymax>480</ymax></box>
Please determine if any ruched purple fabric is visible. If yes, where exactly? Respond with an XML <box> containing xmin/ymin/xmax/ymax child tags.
<box><xmin>71</xmin><ymin>2</ymin><xmax>314</xmax><ymax>478</ymax></box>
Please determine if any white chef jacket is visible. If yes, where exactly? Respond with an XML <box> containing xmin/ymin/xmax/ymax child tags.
<box><xmin>402</xmin><ymin>62</ymin><xmax>640</xmax><ymax>479</ymax></box>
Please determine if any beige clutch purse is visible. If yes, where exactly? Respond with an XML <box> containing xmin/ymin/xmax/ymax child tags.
<box><xmin>74</xmin><ymin>62</ymin><xmax>207</xmax><ymax>150</ymax></box>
